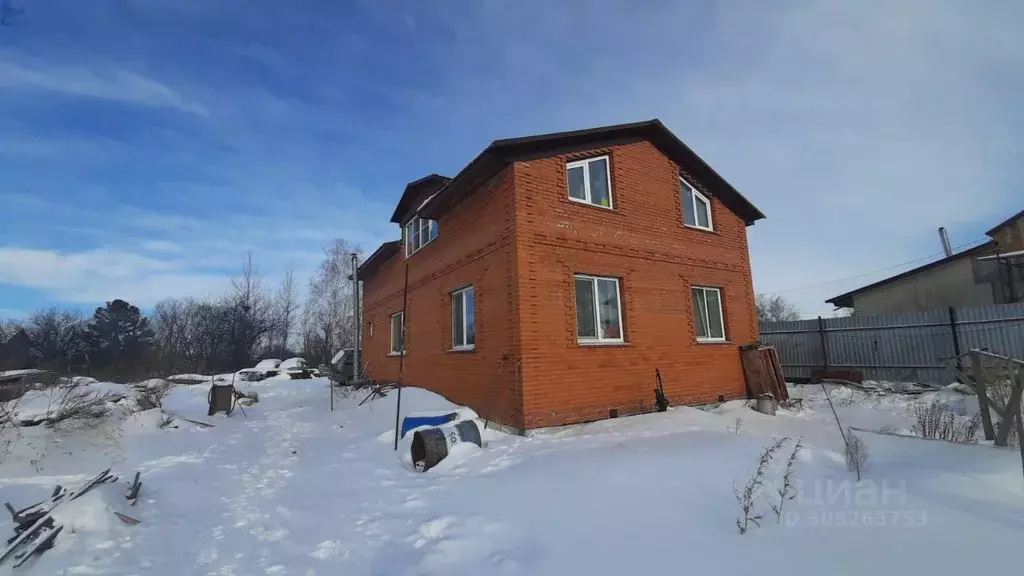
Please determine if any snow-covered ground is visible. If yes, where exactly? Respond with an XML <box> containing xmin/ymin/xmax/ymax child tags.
<box><xmin>2</xmin><ymin>379</ymin><xmax>1022</xmax><ymax>575</ymax></box>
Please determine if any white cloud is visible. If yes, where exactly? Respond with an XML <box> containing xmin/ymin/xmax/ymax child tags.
<box><xmin>0</xmin><ymin>192</ymin><xmax>394</xmax><ymax>308</ymax></box>
<box><xmin>0</xmin><ymin>58</ymin><xmax>208</xmax><ymax>115</ymax></box>
<box><xmin>0</xmin><ymin>247</ymin><xmax>227</xmax><ymax>305</ymax></box>
<box><xmin>140</xmin><ymin>240</ymin><xmax>184</xmax><ymax>253</ymax></box>
<box><xmin>428</xmin><ymin>0</ymin><xmax>1023</xmax><ymax>315</ymax></box>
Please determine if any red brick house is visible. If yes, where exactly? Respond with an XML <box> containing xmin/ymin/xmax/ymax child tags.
<box><xmin>358</xmin><ymin>120</ymin><xmax>765</xmax><ymax>430</ymax></box>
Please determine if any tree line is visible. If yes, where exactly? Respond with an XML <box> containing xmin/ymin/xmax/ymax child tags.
<box><xmin>0</xmin><ymin>239</ymin><xmax>360</xmax><ymax>381</ymax></box>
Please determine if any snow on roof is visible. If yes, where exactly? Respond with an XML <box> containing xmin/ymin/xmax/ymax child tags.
<box><xmin>417</xmin><ymin>191</ymin><xmax>439</xmax><ymax>212</ymax></box>
<box><xmin>977</xmin><ymin>249</ymin><xmax>1024</xmax><ymax>261</ymax></box>
<box><xmin>254</xmin><ymin>358</ymin><xmax>282</xmax><ymax>370</ymax></box>
<box><xmin>279</xmin><ymin>357</ymin><xmax>307</xmax><ymax>370</ymax></box>
<box><xmin>0</xmin><ymin>369</ymin><xmax>43</xmax><ymax>378</ymax></box>
<box><xmin>330</xmin><ymin>349</ymin><xmax>347</xmax><ymax>365</ymax></box>
<box><xmin>167</xmin><ymin>373</ymin><xmax>208</xmax><ymax>382</ymax></box>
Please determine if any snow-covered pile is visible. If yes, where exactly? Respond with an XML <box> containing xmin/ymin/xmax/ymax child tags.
<box><xmin>279</xmin><ymin>357</ymin><xmax>307</xmax><ymax>370</ymax></box>
<box><xmin>1</xmin><ymin>378</ymin><xmax>1022</xmax><ymax>575</ymax></box>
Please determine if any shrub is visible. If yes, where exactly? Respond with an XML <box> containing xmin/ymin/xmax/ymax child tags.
<box><xmin>734</xmin><ymin>437</ymin><xmax>788</xmax><ymax>534</ymax></box>
<box><xmin>48</xmin><ymin>387</ymin><xmax>114</xmax><ymax>431</ymax></box>
<box><xmin>770</xmin><ymin>437</ymin><xmax>803</xmax><ymax>523</ymax></box>
<box><xmin>912</xmin><ymin>400</ymin><xmax>981</xmax><ymax>444</ymax></box>
<box><xmin>844</xmin><ymin>430</ymin><xmax>868</xmax><ymax>481</ymax></box>
<box><xmin>133</xmin><ymin>380</ymin><xmax>174</xmax><ymax>411</ymax></box>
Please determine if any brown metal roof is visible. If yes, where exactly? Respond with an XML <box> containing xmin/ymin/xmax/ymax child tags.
<box><xmin>420</xmin><ymin>119</ymin><xmax>766</xmax><ymax>225</ymax></box>
<box><xmin>825</xmin><ymin>241</ymin><xmax>996</xmax><ymax>308</ymax></box>
<box><xmin>356</xmin><ymin>240</ymin><xmax>401</xmax><ymax>279</ymax></box>
<box><xmin>389</xmin><ymin>174</ymin><xmax>451</xmax><ymax>224</ymax></box>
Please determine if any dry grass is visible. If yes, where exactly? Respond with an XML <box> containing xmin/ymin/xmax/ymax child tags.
<box><xmin>911</xmin><ymin>400</ymin><xmax>981</xmax><ymax>444</ymax></box>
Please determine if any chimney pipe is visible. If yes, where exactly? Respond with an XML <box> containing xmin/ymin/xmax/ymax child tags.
<box><xmin>938</xmin><ymin>227</ymin><xmax>953</xmax><ymax>257</ymax></box>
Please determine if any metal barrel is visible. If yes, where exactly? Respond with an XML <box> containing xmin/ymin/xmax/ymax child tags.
<box><xmin>410</xmin><ymin>420</ymin><xmax>482</xmax><ymax>472</ymax></box>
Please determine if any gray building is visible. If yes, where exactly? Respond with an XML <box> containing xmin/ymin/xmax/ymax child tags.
<box><xmin>828</xmin><ymin>210</ymin><xmax>1024</xmax><ymax>315</ymax></box>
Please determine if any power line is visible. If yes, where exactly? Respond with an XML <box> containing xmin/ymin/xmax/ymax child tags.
<box><xmin>762</xmin><ymin>237</ymin><xmax>990</xmax><ymax>296</ymax></box>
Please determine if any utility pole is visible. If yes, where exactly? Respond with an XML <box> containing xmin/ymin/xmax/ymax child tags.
<box><xmin>351</xmin><ymin>253</ymin><xmax>361</xmax><ymax>383</ymax></box>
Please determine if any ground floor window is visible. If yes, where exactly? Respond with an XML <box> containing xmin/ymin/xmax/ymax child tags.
<box><xmin>451</xmin><ymin>286</ymin><xmax>475</xmax><ymax>350</ymax></box>
<box><xmin>390</xmin><ymin>311</ymin><xmax>405</xmax><ymax>354</ymax></box>
<box><xmin>574</xmin><ymin>274</ymin><xmax>624</xmax><ymax>343</ymax></box>
<box><xmin>692</xmin><ymin>286</ymin><xmax>725</xmax><ymax>341</ymax></box>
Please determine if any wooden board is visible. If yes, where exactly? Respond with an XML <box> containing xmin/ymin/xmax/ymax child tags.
<box><xmin>739</xmin><ymin>344</ymin><xmax>789</xmax><ymax>402</ymax></box>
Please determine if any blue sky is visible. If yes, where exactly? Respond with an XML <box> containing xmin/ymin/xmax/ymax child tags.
<box><xmin>0</xmin><ymin>0</ymin><xmax>1021</xmax><ymax>317</ymax></box>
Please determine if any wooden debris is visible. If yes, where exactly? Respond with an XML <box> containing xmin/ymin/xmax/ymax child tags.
<box><xmin>0</xmin><ymin>467</ymin><xmax>109</xmax><ymax>565</ymax></box>
<box><xmin>162</xmin><ymin>410</ymin><xmax>215</xmax><ymax>428</ymax></box>
<box><xmin>126</xmin><ymin>471</ymin><xmax>142</xmax><ymax>502</ymax></box>
<box><xmin>114</xmin><ymin>511</ymin><xmax>140</xmax><ymax>526</ymax></box>
<box><xmin>12</xmin><ymin>524</ymin><xmax>63</xmax><ymax>568</ymax></box>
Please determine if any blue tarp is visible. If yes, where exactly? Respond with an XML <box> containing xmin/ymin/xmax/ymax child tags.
<box><xmin>400</xmin><ymin>411</ymin><xmax>458</xmax><ymax>438</ymax></box>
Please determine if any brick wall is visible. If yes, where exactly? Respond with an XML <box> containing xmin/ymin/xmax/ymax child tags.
<box><xmin>361</xmin><ymin>166</ymin><xmax>524</xmax><ymax>428</ymax></box>
<box><xmin>362</xmin><ymin>139</ymin><xmax>760</xmax><ymax>430</ymax></box>
<box><xmin>513</xmin><ymin>140</ymin><xmax>758</xmax><ymax>428</ymax></box>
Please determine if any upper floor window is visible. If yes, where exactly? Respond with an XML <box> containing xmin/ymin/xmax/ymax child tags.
<box><xmin>405</xmin><ymin>217</ymin><xmax>438</xmax><ymax>256</ymax></box>
<box><xmin>691</xmin><ymin>286</ymin><xmax>725</xmax><ymax>342</ymax></box>
<box><xmin>451</xmin><ymin>286</ymin><xmax>475</xmax><ymax>350</ymax></box>
<box><xmin>681</xmin><ymin>177</ymin><xmax>713</xmax><ymax>231</ymax></box>
<box><xmin>574</xmin><ymin>274</ymin><xmax>624</xmax><ymax>343</ymax></box>
<box><xmin>567</xmin><ymin>156</ymin><xmax>613</xmax><ymax>209</ymax></box>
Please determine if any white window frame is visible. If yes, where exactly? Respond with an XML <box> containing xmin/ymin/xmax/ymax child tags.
<box><xmin>451</xmin><ymin>286</ymin><xmax>475</xmax><ymax>351</ymax></box>
<box><xmin>574</xmin><ymin>274</ymin><xmax>625</xmax><ymax>344</ymax></box>
<box><xmin>389</xmin><ymin>311</ymin><xmax>405</xmax><ymax>355</ymax></box>
<box><xmin>405</xmin><ymin>217</ymin><xmax>438</xmax><ymax>257</ymax></box>
<box><xmin>692</xmin><ymin>286</ymin><xmax>726</xmax><ymax>342</ymax></box>
<box><xmin>681</xmin><ymin>177</ymin><xmax>714</xmax><ymax>231</ymax></box>
<box><xmin>566</xmin><ymin>155</ymin><xmax>614</xmax><ymax>209</ymax></box>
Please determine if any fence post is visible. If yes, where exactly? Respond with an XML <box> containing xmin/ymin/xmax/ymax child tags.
<box><xmin>948</xmin><ymin>306</ymin><xmax>963</xmax><ymax>378</ymax></box>
<box><xmin>970</xmin><ymin>350</ymin><xmax>996</xmax><ymax>441</ymax></box>
<box><xmin>817</xmin><ymin>316</ymin><xmax>829</xmax><ymax>377</ymax></box>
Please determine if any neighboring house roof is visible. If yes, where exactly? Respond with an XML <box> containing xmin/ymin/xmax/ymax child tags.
<box><xmin>985</xmin><ymin>208</ymin><xmax>1024</xmax><ymax>236</ymax></box>
<box><xmin>389</xmin><ymin>174</ymin><xmax>452</xmax><ymax>224</ymax></box>
<box><xmin>825</xmin><ymin>241</ymin><xmax>995</xmax><ymax>308</ymax></box>
<box><xmin>419</xmin><ymin>119</ymin><xmax>765</xmax><ymax>225</ymax></box>
<box><xmin>357</xmin><ymin>240</ymin><xmax>402</xmax><ymax>279</ymax></box>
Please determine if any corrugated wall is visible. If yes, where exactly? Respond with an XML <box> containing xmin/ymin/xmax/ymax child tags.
<box><xmin>760</xmin><ymin>303</ymin><xmax>1024</xmax><ymax>384</ymax></box>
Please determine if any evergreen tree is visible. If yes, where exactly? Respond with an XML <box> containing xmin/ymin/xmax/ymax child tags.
<box><xmin>85</xmin><ymin>299</ymin><xmax>155</xmax><ymax>373</ymax></box>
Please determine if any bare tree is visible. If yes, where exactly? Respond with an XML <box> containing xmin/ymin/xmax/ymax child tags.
<box><xmin>755</xmin><ymin>294</ymin><xmax>801</xmax><ymax>322</ymax></box>
<box><xmin>227</xmin><ymin>252</ymin><xmax>276</xmax><ymax>368</ymax></box>
<box><xmin>303</xmin><ymin>239</ymin><xmax>359</xmax><ymax>365</ymax></box>
<box><xmin>0</xmin><ymin>318</ymin><xmax>22</xmax><ymax>343</ymax></box>
<box><xmin>271</xmin><ymin>267</ymin><xmax>300</xmax><ymax>357</ymax></box>
<box><xmin>25</xmin><ymin>308</ymin><xmax>87</xmax><ymax>371</ymax></box>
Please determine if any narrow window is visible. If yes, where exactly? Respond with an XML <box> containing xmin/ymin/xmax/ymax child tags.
<box><xmin>681</xmin><ymin>177</ymin><xmax>713</xmax><ymax>231</ymax></box>
<box><xmin>389</xmin><ymin>311</ymin><xmax>405</xmax><ymax>354</ymax></box>
<box><xmin>566</xmin><ymin>156</ymin><xmax>613</xmax><ymax>208</ymax></box>
<box><xmin>574</xmin><ymin>275</ymin><xmax>624</xmax><ymax>343</ymax></box>
<box><xmin>451</xmin><ymin>286</ymin><xmax>475</xmax><ymax>350</ymax></box>
<box><xmin>691</xmin><ymin>286</ymin><xmax>725</xmax><ymax>341</ymax></box>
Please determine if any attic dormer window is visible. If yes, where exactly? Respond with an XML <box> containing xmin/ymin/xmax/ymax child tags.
<box><xmin>405</xmin><ymin>216</ymin><xmax>438</xmax><ymax>257</ymax></box>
